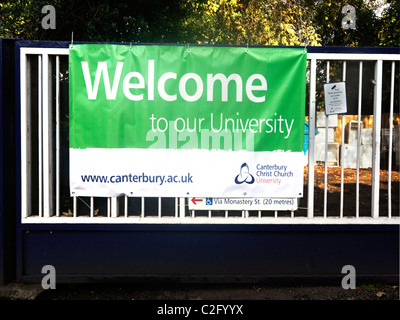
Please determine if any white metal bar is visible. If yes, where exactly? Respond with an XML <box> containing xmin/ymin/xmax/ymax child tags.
<box><xmin>42</xmin><ymin>54</ymin><xmax>52</xmax><ymax>218</ymax></box>
<box><xmin>111</xmin><ymin>197</ymin><xmax>118</xmax><ymax>217</ymax></box>
<box><xmin>38</xmin><ymin>55</ymin><xmax>43</xmax><ymax>217</ymax></box>
<box><xmin>371</xmin><ymin>60</ymin><xmax>383</xmax><ymax>218</ymax></box>
<box><xmin>90</xmin><ymin>197</ymin><xmax>94</xmax><ymax>217</ymax></box>
<box><xmin>141</xmin><ymin>197</ymin><xmax>145</xmax><ymax>217</ymax></box>
<box><xmin>20</xmin><ymin>48</ymin><xmax>69</xmax><ymax>56</ymax></box>
<box><xmin>340</xmin><ymin>61</ymin><xmax>347</xmax><ymax>218</ymax></box>
<box><xmin>20</xmin><ymin>52</ymin><xmax>29</xmax><ymax>218</ymax></box>
<box><xmin>324</xmin><ymin>61</ymin><xmax>330</xmax><ymax>218</ymax></box>
<box><xmin>356</xmin><ymin>62</ymin><xmax>363</xmax><ymax>218</ymax></box>
<box><xmin>22</xmin><ymin>216</ymin><xmax>400</xmax><ymax>225</ymax></box>
<box><xmin>179</xmin><ymin>197</ymin><xmax>185</xmax><ymax>218</ymax></box>
<box><xmin>387</xmin><ymin>62</ymin><xmax>395</xmax><ymax>218</ymax></box>
<box><xmin>55</xmin><ymin>56</ymin><xmax>60</xmax><ymax>216</ymax></box>
<box><xmin>73</xmin><ymin>196</ymin><xmax>77</xmax><ymax>217</ymax></box>
<box><xmin>175</xmin><ymin>197</ymin><xmax>178</xmax><ymax>218</ymax></box>
<box><xmin>124</xmin><ymin>195</ymin><xmax>128</xmax><ymax>217</ymax></box>
<box><xmin>158</xmin><ymin>197</ymin><xmax>162</xmax><ymax>218</ymax></box>
<box><xmin>307</xmin><ymin>53</ymin><xmax>400</xmax><ymax>61</ymax></box>
<box><xmin>307</xmin><ymin>58</ymin><xmax>317</xmax><ymax>218</ymax></box>
<box><xmin>107</xmin><ymin>197</ymin><xmax>111</xmax><ymax>217</ymax></box>
<box><xmin>18</xmin><ymin>50</ymin><xmax>398</xmax><ymax>61</ymax></box>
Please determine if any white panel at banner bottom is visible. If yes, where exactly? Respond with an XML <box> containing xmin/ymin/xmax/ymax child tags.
<box><xmin>69</xmin><ymin>148</ymin><xmax>304</xmax><ymax>198</ymax></box>
<box><xmin>189</xmin><ymin>197</ymin><xmax>299</xmax><ymax>211</ymax></box>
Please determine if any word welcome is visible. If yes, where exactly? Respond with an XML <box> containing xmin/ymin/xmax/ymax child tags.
<box><xmin>81</xmin><ymin>60</ymin><xmax>267</xmax><ymax>102</ymax></box>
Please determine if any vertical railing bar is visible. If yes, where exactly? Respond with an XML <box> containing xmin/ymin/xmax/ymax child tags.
<box><xmin>110</xmin><ymin>197</ymin><xmax>118</xmax><ymax>217</ymax></box>
<box><xmin>124</xmin><ymin>195</ymin><xmax>128</xmax><ymax>217</ymax></box>
<box><xmin>20</xmin><ymin>52</ymin><xmax>30</xmax><ymax>218</ymax></box>
<box><xmin>371</xmin><ymin>60</ymin><xmax>383</xmax><ymax>218</ymax></box>
<box><xmin>42</xmin><ymin>53</ymin><xmax>52</xmax><ymax>218</ymax></box>
<box><xmin>158</xmin><ymin>197</ymin><xmax>162</xmax><ymax>218</ymax></box>
<box><xmin>175</xmin><ymin>197</ymin><xmax>178</xmax><ymax>218</ymax></box>
<box><xmin>387</xmin><ymin>62</ymin><xmax>395</xmax><ymax>218</ymax></box>
<box><xmin>107</xmin><ymin>197</ymin><xmax>111</xmax><ymax>217</ymax></box>
<box><xmin>356</xmin><ymin>61</ymin><xmax>363</xmax><ymax>218</ymax></box>
<box><xmin>308</xmin><ymin>58</ymin><xmax>317</xmax><ymax>218</ymax></box>
<box><xmin>209</xmin><ymin>210</ymin><xmax>212</xmax><ymax>218</ymax></box>
<box><xmin>73</xmin><ymin>196</ymin><xmax>77</xmax><ymax>217</ymax></box>
<box><xmin>340</xmin><ymin>61</ymin><xmax>347</xmax><ymax>218</ymax></box>
<box><xmin>274</xmin><ymin>210</ymin><xmax>278</xmax><ymax>218</ymax></box>
<box><xmin>258</xmin><ymin>210</ymin><xmax>261</xmax><ymax>218</ymax></box>
<box><xmin>90</xmin><ymin>197</ymin><xmax>94</xmax><ymax>217</ymax></box>
<box><xmin>55</xmin><ymin>56</ymin><xmax>60</xmax><ymax>217</ymax></box>
<box><xmin>141</xmin><ymin>197</ymin><xmax>145</xmax><ymax>218</ymax></box>
<box><xmin>38</xmin><ymin>55</ymin><xmax>43</xmax><ymax>217</ymax></box>
<box><xmin>225</xmin><ymin>210</ymin><xmax>228</xmax><ymax>218</ymax></box>
<box><xmin>324</xmin><ymin>61</ymin><xmax>330</xmax><ymax>218</ymax></box>
<box><xmin>179</xmin><ymin>197</ymin><xmax>185</xmax><ymax>218</ymax></box>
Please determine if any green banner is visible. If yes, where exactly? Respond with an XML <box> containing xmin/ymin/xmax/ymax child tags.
<box><xmin>69</xmin><ymin>44</ymin><xmax>306</xmax><ymax>152</ymax></box>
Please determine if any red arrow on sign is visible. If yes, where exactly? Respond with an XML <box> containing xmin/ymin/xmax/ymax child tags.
<box><xmin>191</xmin><ymin>198</ymin><xmax>203</xmax><ymax>205</ymax></box>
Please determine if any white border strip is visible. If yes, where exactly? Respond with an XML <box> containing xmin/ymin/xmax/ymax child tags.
<box><xmin>20</xmin><ymin>47</ymin><xmax>69</xmax><ymax>56</ymax></box>
<box><xmin>307</xmin><ymin>53</ymin><xmax>400</xmax><ymax>61</ymax></box>
<box><xmin>22</xmin><ymin>216</ymin><xmax>400</xmax><ymax>225</ymax></box>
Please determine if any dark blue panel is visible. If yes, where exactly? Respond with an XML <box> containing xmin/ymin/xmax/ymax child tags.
<box><xmin>20</xmin><ymin>225</ymin><xmax>399</xmax><ymax>282</ymax></box>
<box><xmin>0</xmin><ymin>38</ymin><xmax>18</xmax><ymax>284</ymax></box>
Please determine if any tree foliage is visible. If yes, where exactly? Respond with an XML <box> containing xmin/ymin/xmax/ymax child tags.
<box><xmin>378</xmin><ymin>0</ymin><xmax>400</xmax><ymax>46</ymax></box>
<box><xmin>0</xmin><ymin>0</ymin><xmax>189</xmax><ymax>42</ymax></box>
<box><xmin>0</xmin><ymin>0</ymin><xmax>39</xmax><ymax>39</ymax></box>
<box><xmin>181</xmin><ymin>0</ymin><xmax>321</xmax><ymax>46</ymax></box>
<box><xmin>0</xmin><ymin>0</ymin><xmax>398</xmax><ymax>47</ymax></box>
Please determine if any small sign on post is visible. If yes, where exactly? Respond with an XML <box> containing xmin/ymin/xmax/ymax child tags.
<box><xmin>324</xmin><ymin>82</ymin><xmax>347</xmax><ymax>115</ymax></box>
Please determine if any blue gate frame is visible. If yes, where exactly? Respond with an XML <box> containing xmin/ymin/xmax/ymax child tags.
<box><xmin>0</xmin><ymin>38</ymin><xmax>17</xmax><ymax>284</ymax></box>
<box><xmin>0</xmin><ymin>39</ymin><xmax>398</xmax><ymax>284</ymax></box>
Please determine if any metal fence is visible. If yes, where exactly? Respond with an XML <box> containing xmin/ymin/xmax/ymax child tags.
<box><xmin>19</xmin><ymin>45</ymin><xmax>399</xmax><ymax>224</ymax></box>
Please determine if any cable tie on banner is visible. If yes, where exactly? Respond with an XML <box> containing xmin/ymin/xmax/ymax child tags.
<box><xmin>70</xmin><ymin>31</ymin><xmax>74</xmax><ymax>48</ymax></box>
<box><xmin>246</xmin><ymin>40</ymin><xmax>249</xmax><ymax>53</ymax></box>
<box><xmin>187</xmin><ymin>43</ymin><xmax>190</xmax><ymax>52</ymax></box>
<box><xmin>129</xmin><ymin>42</ymin><xmax>132</xmax><ymax>51</ymax></box>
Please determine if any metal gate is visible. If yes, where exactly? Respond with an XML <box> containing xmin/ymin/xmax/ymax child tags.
<box><xmin>1</xmin><ymin>40</ymin><xmax>398</xmax><ymax>283</ymax></box>
<box><xmin>19</xmin><ymin>43</ymin><xmax>399</xmax><ymax>224</ymax></box>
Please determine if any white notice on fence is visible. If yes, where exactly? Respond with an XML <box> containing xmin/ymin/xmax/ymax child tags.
<box><xmin>189</xmin><ymin>197</ymin><xmax>298</xmax><ymax>211</ymax></box>
<box><xmin>324</xmin><ymin>82</ymin><xmax>347</xmax><ymax>115</ymax></box>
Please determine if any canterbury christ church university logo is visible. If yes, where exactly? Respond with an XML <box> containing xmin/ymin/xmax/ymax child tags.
<box><xmin>234</xmin><ymin>162</ymin><xmax>294</xmax><ymax>186</ymax></box>
<box><xmin>235</xmin><ymin>163</ymin><xmax>255</xmax><ymax>184</ymax></box>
